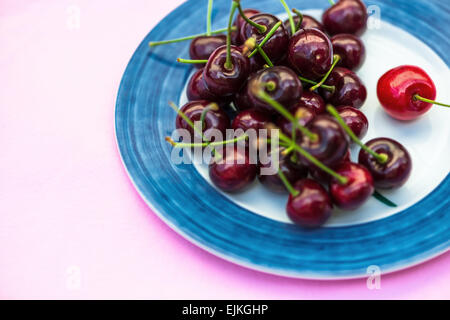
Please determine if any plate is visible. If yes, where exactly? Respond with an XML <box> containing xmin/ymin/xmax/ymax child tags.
<box><xmin>115</xmin><ymin>0</ymin><xmax>450</xmax><ymax>279</ymax></box>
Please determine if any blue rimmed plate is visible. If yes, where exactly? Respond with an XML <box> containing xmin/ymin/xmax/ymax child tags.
<box><xmin>116</xmin><ymin>0</ymin><xmax>450</xmax><ymax>279</ymax></box>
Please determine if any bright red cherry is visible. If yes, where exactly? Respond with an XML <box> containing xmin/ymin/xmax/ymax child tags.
<box><xmin>377</xmin><ymin>65</ymin><xmax>438</xmax><ymax>121</ymax></box>
<box><xmin>322</xmin><ymin>0</ymin><xmax>368</xmax><ymax>36</ymax></box>
<box><xmin>286</xmin><ymin>179</ymin><xmax>333</xmax><ymax>228</ymax></box>
<box><xmin>329</xmin><ymin>162</ymin><xmax>374</xmax><ymax>210</ymax></box>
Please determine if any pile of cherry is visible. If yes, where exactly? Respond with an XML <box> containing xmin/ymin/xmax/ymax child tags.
<box><xmin>151</xmin><ymin>0</ymin><xmax>449</xmax><ymax>228</ymax></box>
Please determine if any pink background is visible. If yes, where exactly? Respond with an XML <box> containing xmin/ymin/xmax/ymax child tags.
<box><xmin>0</xmin><ymin>0</ymin><xmax>449</xmax><ymax>299</ymax></box>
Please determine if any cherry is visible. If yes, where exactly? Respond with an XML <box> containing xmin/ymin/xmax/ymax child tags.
<box><xmin>286</xmin><ymin>179</ymin><xmax>333</xmax><ymax>228</ymax></box>
<box><xmin>232</xmin><ymin>109</ymin><xmax>272</xmax><ymax>132</ymax></box>
<box><xmin>358</xmin><ymin>138</ymin><xmax>412</xmax><ymax>189</ymax></box>
<box><xmin>291</xmin><ymin>91</ymin><xmax>326</xmax><ymax>114</ymax></box>
<box><xmin>300</xmin><ymin>115</ymin><xmax>349</xmax><ymax>168</ymax></box>
<box><xmin>329</xmin><ymin>162</ymin><xmax>374</xmax><ymax>210</ymax></box>
<box><xmin>232</xmin><ymin>8</ymin><xmax>260</xmax><ymax>45</ymax></box>
<box><xmin>189</xmin><ymin>35</ymin><xmax>227</xmax><ymax>68</ymax></box>
<box><xmin>175</xmin><ymin>100</ymin><xmax>230</xmax><ymax>139</ymax></box>
<box><xmin>258</xmin><ymin>148</ymin><xmax>308</xmax><ymax>193</ymax></box>
<box><xmin>186</xmin><ymin>68</ymin><xmax>220</xmax><ymax>102</ymax></box>
<box><xmin>240</xmin><ymin>13</ymin><xmax>289</xmax><ymax>63</ymax></box>
<box><xmin>377</xmin><ymin>65</ymin><xmax>449</xmax><ymax>121</ymax></box>
<box><xmin>233</xmin><ymin>82</ymin><xmax>252</xmax><ymax>111</ymax></box>
<box><xmin>277</xmin><ymin>106</ymin><xmax>316</xmax><ymax>139</ymax></box>
<box><xmin>319</xmin><ymin>67</ymin><xmax>367</xmax><ymax>109</ymax></box>
<box><xmin>337</xmin><ymin>106</ymin><xmax>368</xmax><ymax>140</ymax></box>
<box><xmin>288</xmin><ymin>28</ymin><xmax>334</xmax><ymax>80</ymax></box>
<box><xmin>322</xmin><ymin>0</ymin><xmax>368</xmax><ymax>36</ymax></box>
<box><xmin>209</xmin><ymin>146</ymin><xmax>258</xmax><ymax>192</ymax></box>
<box><xmin>331</xmin><ymin>33</ymin><xmax>365</xmax><ymax>70</ymax></box>
<box><xmin>309</xmin><ymin>149</ymin><xmax>350</xmax><ymax>182</ymax></box>
<box><xmin>247</xmin><ymin>66</ymin><xmax>303</xmax><ymax>114</ymax></box>
<box><xmin>283</xmin><ymin>15</ymin><xmax>325</xmax><ymax>37</ymax></box>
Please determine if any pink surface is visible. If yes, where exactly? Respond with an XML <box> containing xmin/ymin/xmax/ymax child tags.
<box><xmin>0</xmin><ymin>0</ymin><xmax>449</xmax><ymax>300</ymax></box>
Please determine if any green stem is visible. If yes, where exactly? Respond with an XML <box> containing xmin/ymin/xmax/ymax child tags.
<box><xmin>148</xmin><ymin>27</ymin><xmax>234</xmax><ymax>47</ymax></box>
<box><xmin>372</xmin><ymin>190</ymin><xmax>398</xmax><ymax>208</ymax></box>
<box><xmin>206</xmin><ymin>0</ymin><xmax>213</xmax><ymax>36</ymax></box>
<box><xmin>177</xmin><ymin>58</ymin><xmax>208</xmax><ymax>64</ymax></box>
<box><xmin>326</xmin><ymin>105</ymin><xmax>389</xmax><ymax>164</ymax></box>
<box><xmin>236</xmin><ymin>1</ymin><xmax>267</xmax><ymax>34</ymax></box>
<box><xmin>413</xmin><ymin>95</ymin><xmax>450</xmax><ymax>108</ymax></box>
<box><xmin>169</xmin><ymin>101</ymin><xmax>206</xmax><ymax>140</ymax></box>
<box><xmin>248</xmin><ymin>21</ymin><xmax>282</xmax><ymax>58</ymax></box>
<box><xmin>328</xmin><ymin>0</ymin><xmax>335</xmax><ymax>5</ymax></box>
<box><xmin>298</xmin><ymin>76</ymin><xmax>335</xmax><ymax>92</ymax></box>
<box><xmin>257</xmin><ymin>90</ymin><xmax>318</xmax><ymax>142</ymax></box>
<box><xmin>225</xmin><ymin>1</ymin><xmax>239</xmax><ymax>70</ymax></box>
<box><xmin>278</xmin><ymin>169</ymin><xmax>300</xmax><ymax>197</ymax></box>
<box><xmin>280</xmin><ymin>0</ymin><xmax>296</xmax><ymax>35</ymax></box>
<box><xmin>256</xmin><ymin>44</ymin><xmax>273</xmax><ymax>67</ymax></box>
<box><xmin>200</xmin><ymin>103</ymin><xmax>219</xmax><ymax>130</ymax></box>
<box><xmin>292</xmin><ymin>9</ymin><xmax>303</xmax><ymax>31</ymax></box>
<box><xmin>310</xmin><ymin>55</ymin><xmax>340</xmax><ymax>91</ymax></box>
<box><xmin>167</xmin><ymin>133</ymin><xmax>248</xmax><ymax>148</ymax></box>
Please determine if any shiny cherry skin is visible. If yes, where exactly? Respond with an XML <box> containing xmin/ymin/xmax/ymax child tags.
<box><xmin>319</xmin><ymin>67</ymin><xmax>367</xmax><ymax>109</ymax></box>
<box><xmin>292</xmin><ymin>91</ymin><xmax>326</xmax><ymax>114</ymax></box>
<box><xmin>377</xmin><ymin>65</ymin><xmax>437</xmax><ymax>121</ymax></box>
<box><xmin>189</xmin><ymin>35</ymin><xmax>227</xmax><ymax>68</ymax></box>
<box><xmin>288</xmin><ymin>28</ymin><xmax>334</xmax><ymax>80</ymax></box>
<box><xmin>175</xmin><ymin>100</ymin><xmax>230</xmax><ymax>139</ymax></box>
<box><xmin>232</xmin><ymin>109</ymin><xmax>272</xmax><ymax>133</ymax></box>
<box><xmin>358</xmin><ymin>138</ymin><xmax>412</xmax><ymax>189</ymax></box>
<box><xmin>258</xmin><ymin>148</ymin><xmax>309</xmax><ymax>193</ymax></box>
<box><xmin>286</xmin><ymin>179</ymin><xmax>333</xmax><ymax>228</ymax></box>
<box><xmin>277</xmin><ymin>106</ymin><xmax>316</xmax><ymax>139</ymax></box>
<box><xmin>209</xmin><ymin>146</ymin><xmax>258</xmax><ymax>193</ymax></box>
<box><xmin>331</xmin><ymin>33</ymin><xmax>365</xmax><ymax>70</ymax></box>
<box><xmin>337</xmin><ymin>106</ymin><xmax>368</xmax><ymax>140</ymax></box>
<box><xmin>300</xmin><ymin>115</ymin><xmax>349</xmax><ymax>168</ymax></box>
<box><xmin>310</xmin><ymin>149</ymin><xmax>351</xmax><ymax>183</ymax></box>
<box><xmin>240</xmin><ymin>13</ymin><xmax>289</xmax><ymax>63</ymax></box>
<box><xmin>322</xmin><ymin>0</ymin><xmax>368</xmax><ymax>36</ymax></box>
<box><xmin>283</xmin><ymin>15</ymin><xmax>325</xmax><ymax>37</ymax></box>
<box><xmin>231</xmin><ymin>8</ymin><xmax>260</xmax><ymax>45</ymax></box>
<box><xmin>247</xmin><ymin>66</ymin><xmax>303</xmax><ymax>114</ymax></box>
<box><xmin>187</xmin><ymin>69</ymin><xmax>220</xmax><ymax>102</ymax></box>
<box><xmin>329</xmin><ymin>162</ymin><xmax>374</xmax><ymax>210</ymax></box>
<box><xmin>203</xmin><ymin>45</ymin><xmax>250</xmax><ymax>97</ymax></box>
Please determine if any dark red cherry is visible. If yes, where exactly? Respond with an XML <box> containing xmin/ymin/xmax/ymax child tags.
<box><xmin>232</xmin><ymin>109</ymin><xmax>272</xmax><ymax>133</ymax></box>
<box><xmin>310</xmin><ymin>149</ymin><xmax>351</xmax><ymax>183</ymax></box>
<box><xmin>186</xmin><ymin>69</ymin><xmax>220</xmax><ymax>102</ymax></box>
<box><xmin>258</xmin><ymin>148</ymin><xmax>308</xmax><ymax>193</ymax></box>
<box><xmin>247</xmin><ymin>66</ymin><xmax>303</xmax><ymax>114</ymax></box>
<box><xmin>322</xmin><ymin>0</ymin><xmax>368</xmax><ymax>36</ymax></box>
<box><xmin>234</xmin><ymin>82</ymin><xmax>252</xmax><ymax>111</ymax></box>
<box><xmin>358</xmin><ymin>138</ymin><xmax>412</xmax><ymax>189</ymax></box>
<box><xmin>189</xmin><ymin>35</ymin><xmax>227</xmax><ymax>68</ymax></box>
<box><xmin>319</xmin><ymin>67</ymin><xmax>367</xmax><ymax>109</ymax></box>
<box><xmin>377</xmin><ymin>65</ymin><xmax>437</xmax><ymax>121</ymax></box>
<box><xmin>329</xmin><ymin>162</ymin><xmax>374</xmax><ymax>210</ymax></box>
<box><xmin>337</xmin><ymin>106</ymin><xmax>368</xmax><ymax>140</ymax></box>
<box><xmin>283</xmin><ymin>15</ymin><xmax>325</xmax><ymax>37</ymax></box>
<box><xmin>231</xmin><ymin>8</ymin><xmax>260</xmax><ymax>45</ymax></box>
<box><xmin>331</xmin><ymin>33</ymin><xmax>365</xmax><ymax>70</ymax></box>
<box><xmin>175</xmin><ymin>100</ymin><xmax>230</xmax><ymax>139</ymax></box>
<box><xmin>288</xmin><ymin>28</ymin><xmax>334</xmax><ymax>80</ymax></box>
<box><xmin>277</xmin><ymin>106</ymin><xmax>316</xmax><ymax>139</ymax></box>
<box><xmin>203</xmin><ymin>45</ymin><xmax>250</xmax><ymax>97</ymax></box>
<box><xmin>240</xmin><ymin>13</ymin><xmax>289</xmax><ymax>63</ymax></box>
<box><xmin>291</xmin><ymin>91</ymin><xmax>326</xmax><ymax>114</ymax></box>
<box><xmin>300</xmin><ymin>115</ymin><xmax>349</xmax><ymax>168</ymax></box>
<box><xmin>286</xmin><ymin>179</ymin><xmax>333</xmax><ymax>228</ymax></box>
<box><xmin>209</xmin><ymin>146</ymin><xmax>258</xmax><ymax>193</ymax></box>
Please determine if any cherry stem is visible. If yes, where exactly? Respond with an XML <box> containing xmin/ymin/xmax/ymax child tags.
<box><xmin>279</xmin><ymin>0</ymin><xmax>296</xmax><ymax>35</ymax></box>
<box><xmin>310</xmin><ymin>55</ymin><xmax>340</xmax><ymax>91</ymax></box>
<box><xmin>235</xmin><ymin>1</ymin><xmax>267</xmax><ymax>34</ymax></box>
<box><xmin>292</xmin><ymin>9</ymin><xmax>303</xmax><ymax>32</ymax></box>
<box><xmin>373</xmin><ymin>190</ymin><xmax>398</xmax><ymax>207</ymax></box>
<box><xmin>206</xmin><ymin>0</ymin><xmax>213</xmax><ymax>36</ymax></box>
<box><xmin>168</xmin><ymin>101</ymin><xmax>206</xmax><ymax>141</ymax></box>
<box><xmin>166</xmin><ymin>134</ymin><xmax>247</xmax><ymax>148</ymax></box>
<box><xmin>225</xmin><ymin>1</ymin><xmax>239</xmax><ymax>70</ymax></box>
<box><xmin>278</xmin><ymin>169</ymin><xmax>300</xmax><ymax>197</ymax></box>
<box><xmin>148</xmin><ymin>27</ymin><xmax>235</xmax><ymax>47</ymax></box>
<box><xmin>328</xmin><ymin>0</ymin><xmax>335</xmax><ymax>5</ymax></box>
<box><xmin>256</xmin><ymin>43</ymin><xmax>274</xmax><ymax>67</ymax></box>
<box><xmin>264</xmin><ymin>81</ymin><xmax>277</xmax><ymax>91</ymax></box>
<box><xmin>200</xmin><ymin>103</ymin><xmax>219</xmax><ymax>130</ymax></box>
<box><xmin>177</xmin><ymin>58</ymin><xmax>208</xmax><ymax>64</ymax></box>
<box><xmin>248</xmin><ymin>21</ymin><xmax>282</xmax><ymax>58</ymax></box>
<box><xmin>278</xmin><ymin>131</ymin><xmax>349</xmax><ymax>185</ymax></box>
<box><xmin>413</xmin><ymin>95</ymin><xmax>450</xmax><ymax>108</ymax></box>
<box><xmin>326</xmin><ymin>105</ymin><xmax>389</xmax><ymax>164</ymax></box>
<box><xmin>257</xmin><ymin>90</ymin><xmax>318</xmax><ymax>142</ymax></box>
<box><xmin>298</xmin><ymin>76</ymin><xmax>335</xmax><ymax>92</ymax></box>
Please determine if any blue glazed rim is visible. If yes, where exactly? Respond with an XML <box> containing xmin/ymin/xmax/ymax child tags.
<box><xmin>115</xmin><ymin>0</ymin><xmax>450</xmax><ymax>279</ymax></box>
